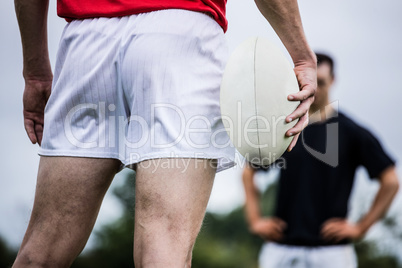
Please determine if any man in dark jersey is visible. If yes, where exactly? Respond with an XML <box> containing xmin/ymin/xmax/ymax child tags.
<box><xmin>243</xmin><ymin>53</ymin><xmax>399</xmax><ymax>268</ymax></box>
<box><xmin>14</xmin><ymin>0</ymin><xmax>317</xmax><ymax>267</ymax></box>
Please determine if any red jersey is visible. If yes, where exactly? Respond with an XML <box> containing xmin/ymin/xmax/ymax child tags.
<box><xmin>57</xmin><ymin>0</ymin><xmax>228</xmax><ymax>32</ymax></box>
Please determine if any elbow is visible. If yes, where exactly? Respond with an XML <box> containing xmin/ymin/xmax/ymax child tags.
<box><xmin>386</xmin><ymin>176</ymin><xmax>399</xmax><ymax>195</ymax></box>
<box><xmin>383</xmin><ymin>174</ymin><xmax>399</xmax><ymax>196</ymax></box>
<box><xmin>254</xmin><ymin>0</ymin><xmax>271</xmax><ymax>12</ymax></box>
<box><xmin>391</xmin><ymin>179</ymin><xmax>399</xmax><ymax>194</ymax></box>
<box><xmin>389</xmin><ymin>180</ymin><xmax>399</xmax><ymax>200</ymax></box>
<box><xmin>380</xmin><ymin>166</ymin><xmax>400</xmax><ymax>194</ymax></box>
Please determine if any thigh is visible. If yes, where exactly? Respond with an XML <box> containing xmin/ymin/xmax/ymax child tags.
<box><xmin>19</xmin><ymin>156</ymin><xmax>121</xmax><ymax>264</ymax></box>
<box><xmin>133</xmin><ymin>158</ymin><xmax>216</xmax><ymax>263</ymax></box>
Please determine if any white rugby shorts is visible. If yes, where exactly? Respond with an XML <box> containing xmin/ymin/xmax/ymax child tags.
<box><xmin>39</xmin><ymin>9</ymin><xmax>236</xmax><ymax>172</ymax></box>
<box><xmin>259</xmin><ymin>242</ymin><xmax>358</xmax><ymax>268</ymax></box>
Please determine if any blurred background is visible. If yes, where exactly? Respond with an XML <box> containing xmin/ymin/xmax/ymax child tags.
<box><xmin>1</xmin><ymin>0</ymin><xmax>401</xmax><ymax>267</ymax></box>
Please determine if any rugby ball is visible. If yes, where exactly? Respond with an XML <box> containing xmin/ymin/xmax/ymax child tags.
<box><xmin>220</xmin><ymin>37</ymin><xmax>299</xmax><ymax>166</ymax></box>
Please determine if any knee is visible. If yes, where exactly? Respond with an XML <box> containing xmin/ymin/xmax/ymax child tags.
<box><xmin>133</xmin><ymin>230</ymin><xmax>196</xmax><ymax>268</ymax></box>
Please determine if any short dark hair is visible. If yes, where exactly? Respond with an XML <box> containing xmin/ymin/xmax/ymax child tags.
<box><xmin>315</xmin><ymin>52</ymin><xmax>335</xmax><ymax>78</ymax></box>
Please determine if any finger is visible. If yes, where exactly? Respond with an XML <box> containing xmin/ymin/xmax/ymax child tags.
<box><xmin>287</xmin><ymin>133</ymin><xmax>300</xmax><ymax>152</ymax></box>
<box><xmin>35</xmin><ymin>123</ymin><xmax>44</xmax><ymax>146</ymax></box>
<box><xmin>24</xmin><ymin>119</ymin><xmax>37</xmax><ymax>144</ymax></box>
<box><xmin>271</xmin><ymin>223</ymin><xmax>284</xmax><ymax>233</ymax></box>
<box><xmin>325</xmin><ymin>231</ymin><xmax>346</xmax><ymax>243</ymax></box>
<box><xmin>286</xmin><ymin>113</ymin><xmax>309</xmax><ymax>137</ymax></box>
<box><xmin>322</xmin><ymin>229</ymin><xmax>338</xmax><ymax>241</ymax></box>
<box><xmin>323</xmin><ymin>233</ymin><xmax>337</xmax><ymax>242</ymax></box>
<box><xmin>287</xmin><ymin>84</ymin><xmax>315</xmax><ymax>102</ymax></box>
<box><xmin>270</xmin><ymin>230</ymin><xmax>283</xmax><ymax>241</ymax></box>
<box><xmin>322</xmin><ymin>224</ymin><xmax>344</xmax><ymax>240</ymax></box>
<box><xmin>286</xmin><ymin>99</ymin><xmax>312</xmax><ymax>124</ymax></box>
<box><xmin>333</xmin><ymin>235</ymin><xmax>346</xmax><ymax>243</ymax></box>
<box><xmin>273</xmin><ymin>218</ymin><xmax>287</xmax><ymax>229</ymax></box>
<box><xmin>321</xmin><ymin>218</ymin><xmax>343</xmax><ymax>228</ymax></box>
<box><xmin>321</xmin><ymin>223</ymin><xmax>338</xmax><ymax>236</ymax></box>
<box><xmin>321</xmin><ymin>226</ymin><xmax>332</xmax><ymax>237</ymax></box>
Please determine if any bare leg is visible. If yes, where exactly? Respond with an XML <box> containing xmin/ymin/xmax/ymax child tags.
<box><xmin>13</xmin><ymin>156</ymin><xmax>121</xmax><ymax>268</ymax></box>
<box><xmin>133</xmin><ymin>158</ymin><xmax>217</xmax><ymax>268</ymax></box>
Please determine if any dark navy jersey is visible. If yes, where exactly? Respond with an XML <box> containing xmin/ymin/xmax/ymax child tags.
<box><xmin>274</xmin><ymin>111</ymin><xmax>395</xmax><ymax>246</ymax></box>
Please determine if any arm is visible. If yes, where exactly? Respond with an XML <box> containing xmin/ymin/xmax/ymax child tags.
<box><xmin>242</xmin><ymin>164</ymin><xmax>286</xmax><ymax>241</ymax></box>
<box><xmin>254</xmin><ymin>0</ymin><xmax>317</xmax><ymax>151</ymax></box>
<box><xmin>15</xmin><ymin>0</ymin><xmax>52</xmax><ymax>145</ymax></box>
<box><xmin>322</xmin><ymin>166</ymin><xmax>399</xmax><ymax>242</ymax></box>
<box><xmin>243</xmin><ymin>164</ymin><xmax>261</xmax><ymax>226</ymax></box>
<box><xmin>357</xmin><ymin>166</ymin><xmax>399</xmax><ymax>233</ymax></box>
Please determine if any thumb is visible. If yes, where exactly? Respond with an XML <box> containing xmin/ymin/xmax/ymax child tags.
<box><xmin>24</xmin><ymin>119</ymin><xmax>37</xmax><ymax>144</ymax></box>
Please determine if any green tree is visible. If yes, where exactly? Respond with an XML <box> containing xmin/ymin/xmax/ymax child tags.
<box><xmin>192</xmin><ymin>208</ymin><xmax>262</xmax><ymax>268</ymax></box>
<box><xmin>355</xmin><ymin>240</ymin><xmax>400</xmax><ymax>268</ymax></box>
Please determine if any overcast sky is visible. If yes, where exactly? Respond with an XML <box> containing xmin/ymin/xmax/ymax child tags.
<box><xmin>1</xmin><ymin>0</ymin><xmax>401</xmax><ymax>252</ymax></box>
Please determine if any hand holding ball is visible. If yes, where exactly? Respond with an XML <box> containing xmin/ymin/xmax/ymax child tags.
<box><xmin>220</xmin><ymin>37</ymin><xmax>300</xmax><ymax>166</ymax></box>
